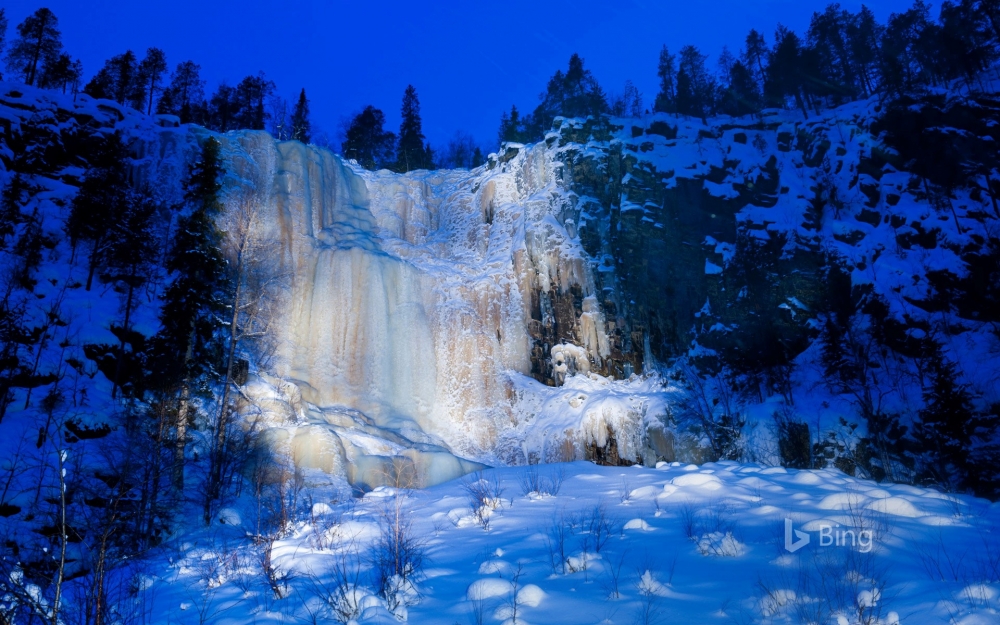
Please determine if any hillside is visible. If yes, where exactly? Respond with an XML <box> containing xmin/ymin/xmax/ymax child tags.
<box><xmin>1</xmin><ymin>78</ymin><xmax>1000</xmax><ymax>623</ymax></box>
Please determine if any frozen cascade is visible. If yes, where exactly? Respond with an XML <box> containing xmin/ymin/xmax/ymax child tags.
<box><xmin>205</xmin><ymin>131</ymin><xmax>666</xmax><ymax>487</ymax></box>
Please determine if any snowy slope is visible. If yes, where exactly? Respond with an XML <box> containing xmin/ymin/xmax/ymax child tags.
<box><xmin>4</xmin><ymin>80</ymin><xmax>1000</xmax><ymax>493</ymax></box>
<box><xmin>135</xmin><ymin>462</ymin><xmax>1000</xmax><ymax>624</ymax></box>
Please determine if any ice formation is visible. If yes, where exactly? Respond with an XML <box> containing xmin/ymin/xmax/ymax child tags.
<box><xmin>202</xmin><ymin>130</ymin><xmax>660</xmax><ymax>486</ymax></box>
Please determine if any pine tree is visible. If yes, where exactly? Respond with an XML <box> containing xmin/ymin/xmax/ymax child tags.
<box><xmin>67</xmin><ymin>132</ymin><xmax>132</xmax><ymax>290</ymax></box>
<box><xmin>717</xmin><ymin>46</ymin><xmax>737</xmax><ymax>83</ymax></box>
<box><xmin>742</xmin><ymin>29</ymin><xmax>769</xmax><ymax>91</ymax></box>
<box><xmin>137</xmin><ymin>47</ymin><xmax>168</xmax><ymax>115</ymax></box>
<box><xmin>342</xmin><ymin>105</ymin><xmax>396</xmax><ymax>170</ymax></box>
<box><xmin>0</xmin><ymin>10</ymin><xmax>7</xmax><ymax>80</ymax></box>
<box><xmin>938</xmin><ymin>0</ymin><xmax>996</xmax><ymax>88</ymax></box>
<box><xmin>395</xmin><ymin>85</ymin><xmax>429</xmax><ymax>172</ymax></box>
<box><xmin>84</xmin><ymin>51</ymin><xmax>139</xmax><ymax>105</ymax></box>
<box><xmin>765</xmin><ymin>25</ymin><xmax>809</xmax><ymax>117</ymax></box>
<box><xmin>208</xmin><ymin>82</ymin><xmax>236</xmax><ymax>131</ymax></box>
<box><xmin>807</xmin><ymin>4</ymin><xmax>858</xmax><ymax>100</ymax></box>
<box><xmin>653</xmin><ymin>46</ymin><xmax>677</xmax><ymax>113</ymax></box>
<box><xmin>719</xmin><ymin>61</ymin><xmax>761</xmax><ymax>118</ymax></box>
<box><xmin>472</xmin><ymin>146</ymin><xmax>484</xmax><ymax>168</ymax></box>
<box><xmin>38</xmin><ymin>53</ymin><xmax>82</xmax><ymax>93</ymax></box>
<box><xmin>878</xmin><ymin>1</ymin><xmax>934</xmax><ymax>96</ymax></box>
<box><xmin>290</xmin><ymin>88</ymin><xmax>310</xmax><ymax>144</ymax></box>
<box><xmin>157</xmin><ymin>61</ymin><xmax>205</xmax><ymax>124</ymax></box>
<box><xmin>847</xmin><ymin>6</ymin><xmax>883</xmax><ymax>95</ymax></box>
<box><xmin>611</xmin><ymin>80</ymin><xmax>643</xmax><ymax>117</ymax></box>
<box><xmin>0</xmin><ymin>173</ymin><xmax>30</xmax><ymax>248</ymax></box>
<box><xmin>233</xmin><ymin>73</ymin><xmax>275</xmax><ymax>130</ymax></box>
<box><xmin>98</xmin><ymin>188</ymin><xmax>158</xmax><ymax>398</ymax></box>
<box><xmin>5</xmin><ymin>8</ymin><xmax>63</xmax><ymax>86</ymax></box>
<box><xmin>676</xmin><ymin>45</ymin><xmax>715</xmax><ymax>121</ymax></box>
<box><xmin>443</xmin><ymin>131</ymin><xmax>477</xmax><ymax>168</ymax></box>
<box><xmin>148</xmin><ymin>137</ymin><xmax>226</xmax><ymax>490</ymax></box>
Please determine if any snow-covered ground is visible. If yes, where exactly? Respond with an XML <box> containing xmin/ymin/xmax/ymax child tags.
<box><xmin>137</xmin><ymin>461</ymin><xmax>1000</xmax><ymax>624</ymax></box>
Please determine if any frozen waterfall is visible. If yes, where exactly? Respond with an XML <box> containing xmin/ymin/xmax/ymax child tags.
<box><xmin>208</xmin><ymin>132</ymin><xmax>663</xmax><ymax>488</ymax></box>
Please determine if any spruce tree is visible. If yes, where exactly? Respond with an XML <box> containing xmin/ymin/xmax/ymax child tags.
<box><xmin>342</xmin><ymin>105</ymin><xmax>396</xmax><ymax>170</ymax></box>
<box><xmin>395</xmin><ymin>85</ymin><xmax>429</xmax><ymax>172</ymax></box>
<box><xmin>498</xmin><ymin>105</ymin><xmax>529</xmax><ymax>144</ymax></box>
<box><xmin>67</xmin><ymin>132</ymin><xmax>132</xmax><ymax>290</ymax></box>
<box><xmin>98</xmin><ymin>188</ymin><xmax>157</xmax><ymax>398</ymax></box>
<box><xmin>291</xmin><ymin>88</ymin><xmax>310</xmax><ymax>144</ymax></box>
<box><xmin>719</xmin><ymin>61</ymin><xmax>761</xmax><ymax>118</ymax></box>
<box><xmin>915</xmin><ymin>347</ymin><xmax>977</xmax><ymax>490</ymax></box>
<box><xmin>4</xmin><ymin>8</ymin><xmax>62</xmax><ymax>86</ymax></box>
<box><xmin>149</xmin><ymin>137</ymin><xmax>226</xmax><ymax>490</ymax></box>
<box><xmin>530</xmin><ymin>53</ymin><xmax>608</xmax><ymax>138</ymax></box>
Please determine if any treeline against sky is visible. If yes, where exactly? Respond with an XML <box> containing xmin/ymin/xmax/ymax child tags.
<box><xmin>2</xmin><ymin>1</ymin><xmax>999</xmax><ymax>171</ymax></box>
<box><xmin>499</xmin><ymin>0</ymin><xmax>1000</xmax><ymax>141</ymax></box>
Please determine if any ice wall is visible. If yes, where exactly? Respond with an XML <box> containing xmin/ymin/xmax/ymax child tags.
<box><xmin>213</xmin><ymin>133</ymin><xmax>617</xmax><ymax>474</ymax></box>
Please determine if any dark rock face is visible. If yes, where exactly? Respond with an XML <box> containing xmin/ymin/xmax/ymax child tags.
<box><xmin>520</xmin><ymin>115</ymin><xmax>808</xmax><ymax>384</ymax></box>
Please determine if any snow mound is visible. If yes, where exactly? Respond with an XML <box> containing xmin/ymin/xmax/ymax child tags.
<box><xmin>866</xmin><ymin>496</ymin><xmax>925</xmax><ymax>518</ymax></box>
<box><xmin>672</xmin><ymin>473</ymin><xmax>723</xmax><ymax>490</ymax></box>
<box><xmin>516</xmin><ymin>584</ymin><xmax>546</xmax><ymax>607</ymax></box>
<box><xmin>816</xmin><ymin>492</ymin><xmax>869</xmax><ymax>510</ymax></box>
<box><xmin>467</xmin><ymin>578</ymin><xmax>514</xmax><ymax>600</ymax></box>
<box><xmin>478</xmin><ymin>560</ymin><xmax>513</xmax><ymax>575</ymax></box>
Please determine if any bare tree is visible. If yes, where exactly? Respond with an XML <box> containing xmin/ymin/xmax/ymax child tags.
<box><xmin>369</xmin><ymin>458</ymin><xmax>426</xmax><ymax>615</ymax></box>
<box><xmin>679</xmin><ymin>362</ymin><xmax>747</xmax><ymax>461</ymax></box>
<box><xmin>204</xmin><ymin>170</ymin><xmax>286</xmax><ymax>523</ymax></box>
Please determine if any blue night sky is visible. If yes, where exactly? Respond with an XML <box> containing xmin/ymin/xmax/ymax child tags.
<box><xmin>7</xmin><ymin>0</ymin><xmax>914</xmax><ymax>152</ymax></box>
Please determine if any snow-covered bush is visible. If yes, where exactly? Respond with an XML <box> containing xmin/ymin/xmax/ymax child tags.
<box><xmin>463</xmin><ymin>471</ymin><xmax>506</xmax><ymax>531</ymax></box>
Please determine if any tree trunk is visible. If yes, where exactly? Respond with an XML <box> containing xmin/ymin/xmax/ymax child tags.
<box><xmin>86</xmin><ymin>238</ymin><xmax>101</xmax><ymax>291</ymax></box>
<box><xmin>989</xmin><ymin>179</ymin><xmax>1000</xmax><ymax>219</ymax></box>
<box><xmin>145</xmin><ymin>403</ymin><xmax>166</xmax><ymax>541</ymax></box>
<box><xmin>111</xmin><ymin>280</ymin><xmax>135</xmax><ymax>399</ymax></box>
<box><xmin>22</xmin><ymin>320</ymin><xmax>50</xmax><ymax>410</ymax></box>
<box><xmin>52</xmin><ymin>446</ymin><xmax>67</xmax><ymax>625</ymax></box>
<box><xmin>205</xmin><ymin>268</ymin><xmax>243</xmax><ymax>524</ymax></box>
<box><xmin>27</xmin><ymin>36</ymin><xmax>43</xmax><ymax>86</ymax></box>
<box><xmin>794</xmin><ymin>90</ymin><xmax>809</xmax><ymax>119</ymax></box>
<box><xmin>173</xmin><ymin>320</ymin><xmax>197</xmax><ymax>491</ymax></box>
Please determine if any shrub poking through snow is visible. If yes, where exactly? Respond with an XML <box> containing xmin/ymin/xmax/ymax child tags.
<box><xmin>517</xmin><ymin>463</ymin><xmax>564</xmax><ymax>497</ymax></box>
<box><xmin>369</xmin><ymin>460</ymin><xmax>426</xmax><ymax>617</ymax></box>
<box><xmin>463</xmin><ymin>470</ymin><xmax>506</xmax><ymax>531</ymax></box>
